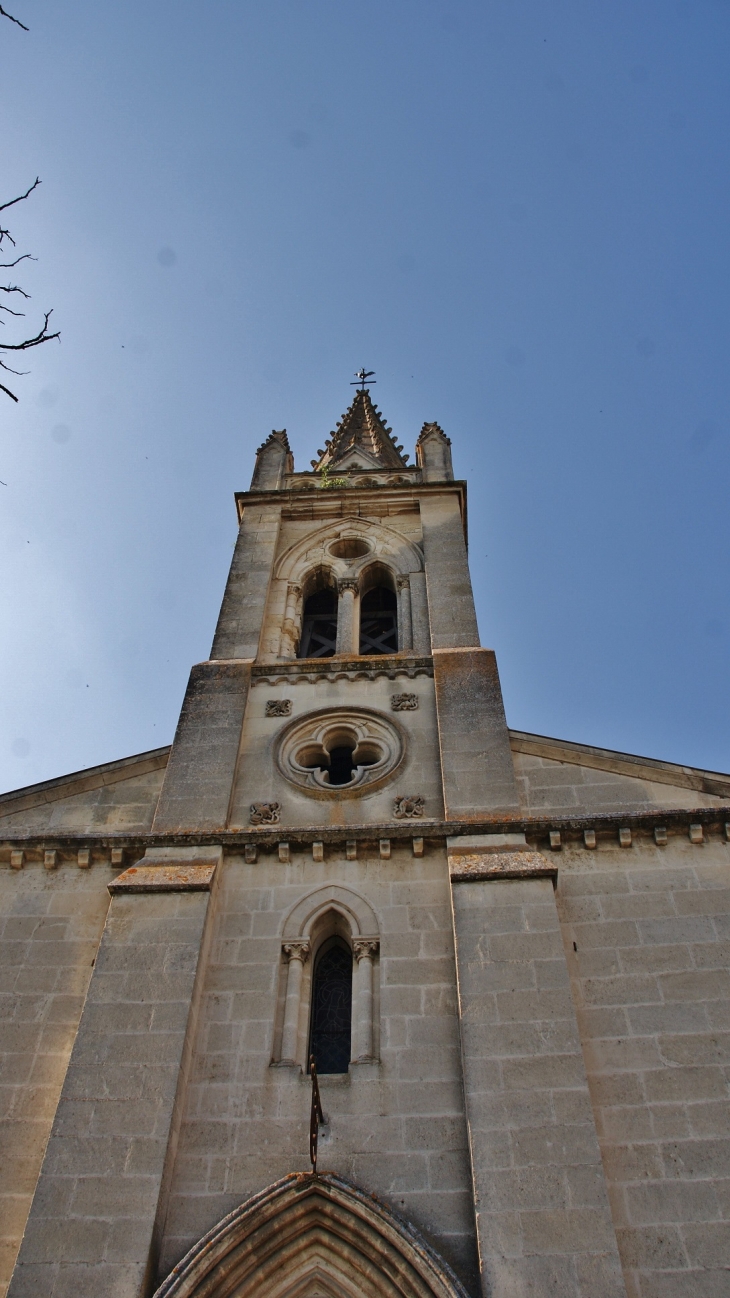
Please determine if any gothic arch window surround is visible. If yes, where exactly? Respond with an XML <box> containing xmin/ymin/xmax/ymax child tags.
<box><xmin>274</xmin><ymin>887</ymin><xmax>380</xmax><ymax>1069</ymax></box>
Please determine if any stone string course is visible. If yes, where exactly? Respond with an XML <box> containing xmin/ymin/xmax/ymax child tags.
<box><xmin>1</xmin><ymin>806</ymin><xmax>729</xmax><ymax>870</ymax></box>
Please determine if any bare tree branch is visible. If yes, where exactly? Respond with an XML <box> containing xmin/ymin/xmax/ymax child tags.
<box><xmin>0</xmin><ymin>309</ymin><xmax>58</xmax><ymax>353</ymax></box>
<box><xmin>0</xmin><ymin>5</ymin><xmax>29</xmax><ymax>31</ymax></box>
<box><xmin>0</xmin><ymin>310</ymin><xmax>59</xmax><ymax>398</ymax></box>
<box><xmin>0</xmin><ymin>178</ymin><xmax>40</xmax><ymax>214</ymax></box>
<box><xmin>0</xmin><ymin>177</ymin><xmax>59</xmax><ymax>400</ymax></box>
<box><xmin>0</xmin><ymin>253</ymin><xmax>34</xmax><ymax>269</ymax></box>
<box><xmin>0</xmin><ymin>20</ymin><xmax>62</xmax><ymax>407</ymax></box>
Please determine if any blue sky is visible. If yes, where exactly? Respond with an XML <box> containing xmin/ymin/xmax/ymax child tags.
<box><xmin>1</xmin><ymin>0</ymin><xmax>729</xmax><ymax>792</ymax></box>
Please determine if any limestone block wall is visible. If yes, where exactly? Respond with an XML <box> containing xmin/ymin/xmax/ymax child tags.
<box><xmin>0</xmin><ymin>862</ymin><xmax>110</xmax><ymax>1298</ymax></box>
<box><xmin>158</xmin><ymin>842</ymin><xmax>480</xmax><ymax>1296</ymax></box>
<box><xmin>555</xmin><ymin>834</ymin><xmax>730</xmax><ymax>1298</ymax></box>
<box><xmin>451</xmin><ymin>871</ymin><xmax>625</xmax><ymax>1298</ymax></box>
<box><xmin>229</xmin><ymin>673</ymin><xmax>444</xmax><ymax>829</ymax></box>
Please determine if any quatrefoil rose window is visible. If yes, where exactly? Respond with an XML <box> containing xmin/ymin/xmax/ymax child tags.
<box><xmin>275</xmin><ymin>708</ymin><xmax>404</xmax><ymax>798</ymax></box>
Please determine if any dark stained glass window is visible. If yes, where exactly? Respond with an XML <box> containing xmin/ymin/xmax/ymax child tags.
<box><xmin>359</xmin><ymin>585</ymin><xmax>397</xmax><ymax>655</ymax></box>
<box><xmin>309</xmin><ymin>940</ymin><xmax>352</xmax><ymax>1074</ymax></box>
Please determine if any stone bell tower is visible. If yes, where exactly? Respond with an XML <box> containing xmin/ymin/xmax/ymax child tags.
<box><xmin>151</xmin><ymin>380</ymin><xmax>520</xmax><ymax>839</ymax></box>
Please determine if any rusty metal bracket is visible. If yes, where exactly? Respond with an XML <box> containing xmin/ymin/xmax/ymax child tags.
<box><xmin>309</xmin><ymin>1054</ymin><xmax>324</xmax><ymax>1174</ymax></box>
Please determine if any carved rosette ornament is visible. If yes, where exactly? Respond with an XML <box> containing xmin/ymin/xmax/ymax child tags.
<box><xmin>266</xmin><ymin>699</ymin><xmax>292</xmax><ymax>717</ymax></box>
<box><xmin>393</xmin><ymin>795</ymin><xmax>425</xmax><ymax>819</ymax></box>
<box><xmin>391</xmin><ymin>693</ymin><xmax>418</xmax><ymax>711</ymax></box>
<box><xmin>352</xmin><ymin>938</ymin><xmax>379</xmax><ymax>962</ymax></box>
<box><xmin>249</xmin><ymin>801</ymin><xmax>281</xmax><ymax>825</ymax></box>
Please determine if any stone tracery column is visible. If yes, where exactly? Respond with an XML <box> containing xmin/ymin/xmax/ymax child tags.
<box><xmin>352</xmin><ymin>938</ymin><xmax>379</xmax><ymax>1061</ymax></box>
<box><xmin>280</xmin><ymin>940</ymin><xmax>310</xmax><ymax>1064</ymax></box>
<box><xmin>336</xmin><ymin>578</ymin><xmax>359</xmax><ymax>655</ymax></box>
<box><xmin>278</xmin><ymin>582</ymin><xmax>302</xmax><ymax>659</ymax></box>
<box><xmin>396</xmin><ymin>575</ymin><xmax>413</xmax><ymax>651</ymax></box>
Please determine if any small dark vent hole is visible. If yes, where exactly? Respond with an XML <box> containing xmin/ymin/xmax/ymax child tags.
<box><xmin>327</xmin><ymin>746</ymin><xmax>356</xmax><ymax>785</ymax></box>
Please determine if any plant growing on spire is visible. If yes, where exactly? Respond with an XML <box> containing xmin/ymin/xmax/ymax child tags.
<box><xmin>319</xmin><ymin>463</ymin><xmax>348</xmax><ymax>490</ymax></box>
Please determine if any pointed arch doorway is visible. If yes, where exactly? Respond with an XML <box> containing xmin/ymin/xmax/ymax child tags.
<box><xmin>154</xmin><ymin>1173</ymin><xmax>470</xmax><ymax>1298</ymax></box>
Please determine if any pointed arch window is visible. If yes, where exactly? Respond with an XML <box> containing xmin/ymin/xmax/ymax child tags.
<box><xmin>309</xmin><ymin>938</ymin><xmax>352</xmax><ymax>1074</ymax></box>
<box><xmin>359</xmin><ymin>585</ymin><xmax>398</xmax><ymax>655</ymax></box>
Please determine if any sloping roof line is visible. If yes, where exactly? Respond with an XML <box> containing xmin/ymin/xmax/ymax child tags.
<box><xmin>1</xmin><ymin>733</ymin><xmax>728</xmax><ymax>819</ymax></box>
<box><xmin>510</xmin><ymin>731</ymin><xmax>730</xmax><ymax>799</ymax></box>
<box><xmin>314</xmin><ymin>388</ymin><xmax>408</xmax><ymax>471</ymax></box>
<box><xmin>0</xmin><ymin>747</ymin><xmax>170</xmax><ymax>818</ymax></box>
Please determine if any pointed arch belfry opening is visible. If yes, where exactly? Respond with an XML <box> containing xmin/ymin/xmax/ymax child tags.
<box><xmin>153</xmin><ymin>1173</ymin><xmax>470</xmax><ymax>1298</ymax></box>
<box><xmin>271</xmin><ymin>516</ymin><xmax>430</xmax><ymax>659</ymax></box>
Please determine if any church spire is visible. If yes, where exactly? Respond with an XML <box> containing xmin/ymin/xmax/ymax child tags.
<box><xmin>312</xmin><ymin>387</ymin><xmax>409</xmax><ymax>473</ymax></box>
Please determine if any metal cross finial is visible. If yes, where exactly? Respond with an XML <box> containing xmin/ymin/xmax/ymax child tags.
<box><xmin>309</xmin><ymin>1054</ymin><xmax>324</xmax><ymax>1174</ymax></box>
<box><xmin>351</xmin><ymin>368</ymin><xmax>376</xmax><ymax>389</ymax></box>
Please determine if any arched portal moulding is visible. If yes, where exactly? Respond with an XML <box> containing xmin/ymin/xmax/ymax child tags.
<box><xmin>153</xmin><ymin>1172</ymin><xmax>471</xmax><ymax>1298</ymax></box>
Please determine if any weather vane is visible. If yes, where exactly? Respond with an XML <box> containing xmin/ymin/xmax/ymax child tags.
<box><xmin>351</xmin><ymin>368</ymin><xmax>376</xmax><ymax>389</ymax></box>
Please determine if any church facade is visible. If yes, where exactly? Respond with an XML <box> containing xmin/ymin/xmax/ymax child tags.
<box><xmin>1</xmin><ymin>386</ymin><xmax>729</xmax><ymax>1298</ymax></box>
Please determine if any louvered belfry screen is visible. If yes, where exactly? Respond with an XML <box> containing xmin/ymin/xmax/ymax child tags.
<box><xmin>299</xmin><ymin>589</ymin><xmax>338</xmax><ymax>658</ymax></box>
<box><xmin>359</xmin><ymin>586</ymin><xmax>398</xmax><ymax>655</ymax></box>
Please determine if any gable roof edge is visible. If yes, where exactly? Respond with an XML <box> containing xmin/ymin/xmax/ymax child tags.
<box><xmin>0</xmin><ymin>746</ymin><xmax>171</xmax><ymax>819</ymax></box>
<box><xmin>509</xmin><ymin>730</ymin><xmax>730</xmax><ymax>798</ymax></box>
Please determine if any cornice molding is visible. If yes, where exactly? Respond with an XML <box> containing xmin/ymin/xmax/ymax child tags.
<box><xmin>235</xmin><ymin>479</ymin><xmax>468</xmax><ymax>521</ymax></box>
<box><xmin>251</xmin><ymin>654</ymin><xmax>434</xmax><ymax>684</ymax></box>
